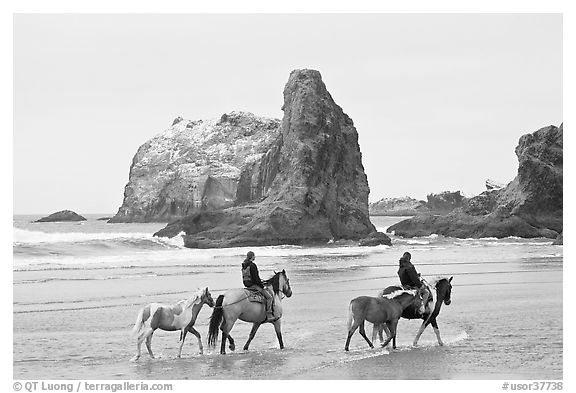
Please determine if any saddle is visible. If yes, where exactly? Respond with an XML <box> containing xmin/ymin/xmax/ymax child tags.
<box><xmin>244</xmin><ymin>288</ymin><xmax>266</xmax><ymax>303</ymax></box>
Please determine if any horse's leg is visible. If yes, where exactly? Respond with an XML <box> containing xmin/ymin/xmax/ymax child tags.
<box><xmin>430</xmin><ymin>319</ymin><xmax>444</xmax><ymax>346</ymax></box>
<box><xmin>227</xmin><ymin>335</ymin><xmax>236</xmax><ymax>351</ymax></box>
<box><xmin>388</xmin><ymin>319</ymin><xmax>399</xmax><ymax>350</ymax></box>
<box><xmin>177</xmin><ymin>328</ymin><xmax>188</xmax><ymax>358</ymax></box>
<box><xmin>187</xmin><ymin>326</ymin><xmax>204</xmax><ymax>354</ymax></box>
<box><xmin>131</xmin><ymin>331</ymin><xmax>145</xmax><ymax>361</ymax></box>
<box><xmin>380</xmin><ymin>324</ymin><xmax>391</xmax><ymax>348</ymax></box>
<box><xmin>371</xmin><ymin>324</ymin><xmax>379</xmax><ymax>344</ymax></box>
<box><xmin>220</xmin><ymin>315</ymin><xmax>237</xmax><ymax>355</ymax></box>
<box><xmin>413</xmin><ymin>319</ymin><xmax>429</xmax><ymax>346</ymax></box>
<box><xmin>145</xmin><ymin>329</ymin><xmax>155</xmax><ymax>358</ymax></box>
<box><xmin>345</xmin><ymin>318</ymin><xmax>361</xmax><ymax>351</ymax></box>
<box><xmin>359</xmin><ymin>321</ymin><xmax>374</xmax><ymax>349</ymax></box>
<box><xmin>381</xmin><ymin>321</ymin><xmax>395</xmax><ymax>348</ymax></box>
<box><xmin>243</xmin><ymin>322</ymin><xmax>261</xmax><ymax>351</ymax></box>
<box><xmin>381</xmin><ymin>324</ymin><xmax>389</xmax><ymax>344</ymax></box>
<box><xmin>273</xmin><ymin>319</ymin><xmax>284</xmax><ymax>349</ymax></box>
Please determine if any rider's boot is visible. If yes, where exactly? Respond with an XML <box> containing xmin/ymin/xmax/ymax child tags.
<box><xmin>265</xmin><ymin>301</ymin><xmax>276</xmax><ymax>322</ymax></box>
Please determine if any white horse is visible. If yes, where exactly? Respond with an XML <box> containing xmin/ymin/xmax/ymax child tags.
<box><xmin>130</xmin><ymin>287</ymin><xmax>215</xmax><ymax>361</ymax></box>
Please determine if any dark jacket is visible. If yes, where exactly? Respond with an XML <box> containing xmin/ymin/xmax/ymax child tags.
<box><xmin>398</xmin><ymin>256</ymin><xmax>422</xmax><ymax>288</ymax></box>
<box><xmin>242</xmin><ymin>259</ymin><xmax>264</xmax><ymax>288</ymax></box>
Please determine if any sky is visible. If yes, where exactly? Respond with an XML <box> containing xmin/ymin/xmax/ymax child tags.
<box><xmin>13</xmin><ymin>13</ymin><xmax>562</xmax><ymax>214</ymax></box>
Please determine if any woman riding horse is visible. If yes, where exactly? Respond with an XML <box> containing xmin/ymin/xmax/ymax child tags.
<box><xmin>208</xmin><ymin>269</ymin><xmax>292</xmax><ymax>355</ymax></box>
<box><xmin>373</xmin><ymin>276</ymin><xmax>453</xmax><ymax>347</ymax></box>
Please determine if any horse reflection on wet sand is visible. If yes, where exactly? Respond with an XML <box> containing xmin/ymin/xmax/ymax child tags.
<box><xmin>345</xmin><ymin>288</ymin><xmax>425</xmax><ymax>351</ymax></box>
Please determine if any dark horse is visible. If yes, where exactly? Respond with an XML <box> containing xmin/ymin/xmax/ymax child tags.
<box><xmin>345</xmin><ymin>288</ymin><xmax>425</xmax><ymax>351</ymax></box>
<box><xmin>372</xmin><ymin>277</ymin><xmax>453</xmax><ymax>347</ymax></box>
<box><xmin>208</xmin><ymin>270</ymin><xmax>292</xmax><ymax>354</ymax></box>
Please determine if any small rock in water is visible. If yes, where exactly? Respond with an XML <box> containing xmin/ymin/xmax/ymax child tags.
<box><xmin>34</xmin><ymin>210</ymin><xmax>87</xmax><ymax>223</ymax></box>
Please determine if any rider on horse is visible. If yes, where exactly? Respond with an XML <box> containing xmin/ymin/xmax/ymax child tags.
<box><xmin>397</xmin><ymin>251</ymin><xmax>430</xmax><ymax>314</ymax></box>
<box><xmin>241</xmin><ymin>251</ymin><xmax>275</xmax><ymax>322</ymax></box>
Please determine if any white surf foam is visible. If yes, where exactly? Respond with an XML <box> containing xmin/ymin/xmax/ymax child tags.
<box><xmin>13</xmin><ymin>228</ymin><xmax>182</xmax><ymax>246</ymax></box>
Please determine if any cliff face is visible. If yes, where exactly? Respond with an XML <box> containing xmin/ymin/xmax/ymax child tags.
<box><xmin>155</xmin><ymin>69</ymin><xmax>379</xmax><ymax>247</ymax></box>
<box><xmin>109</xmin><ymin>112</ymin><xmax>281</xmax><ymax>223</ymax></box>
<box><xmin>388</xmin><ymin>124</ymin><xmax>563</xmax><ymax>239</ymax></box>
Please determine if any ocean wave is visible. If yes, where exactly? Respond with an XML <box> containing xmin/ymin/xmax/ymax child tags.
<box><xmin>13</xmin><ymin>228</ymin><xmax>184</xmax><ymax>247</ymax></box>
<box><xmin>13</xmin><ymin>242</ymin><xmax>391</xmax><ymax>268</ymax></box>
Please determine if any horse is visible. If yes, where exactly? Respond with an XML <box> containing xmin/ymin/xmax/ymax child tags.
<box><xmin>130</xmin><ymin>287</ymin><xmax>215</xmax><ymax>361</ymax></box>
<box><xmin>207</xmin><ymin>270</ymin><xmax>292</xmax><ymax>355</ymax></box>
<box><xmin>372</xmin><ymin>276</ymin><xmax>453</xmax><ymax>347</ymax></box>
<box><xmin>344</xmin><ymin>287</ymin><xmax>425</xmax><ymax>351</ymax></box>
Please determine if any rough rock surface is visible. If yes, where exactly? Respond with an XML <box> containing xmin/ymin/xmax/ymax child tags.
<box><xmin>486</xmin><ymin>179</ymin><xmax>506</xmax><ymax>191</ymax></box>
<box><xmin>423</xmin><ymin>191</ymin><xmax>465</xmax><ymax>214</ymax></box>
<box><xmin>154</xmin><ymin>69</ymin><xmax>376</xmax><ymax>247</ymax></box>
<box><xmin>553</xmin><ymin>232</ymin><xmax>563</xmax><ymax>245</ymax></box>
<box><xmin>388</xmin><ymin>124</ymin><xmax>563</xmax><ymax>239</ymax></box>
<box><xmin>369</xmin><ymin>191</ymin><xmax>463</xmax><ymax>216</ymax></box>
<box><xmin>34</xmin><ymin>210</ymin><xmax>86</xmax><ymax>223</ymax></box>
<box><xmin>359</xmin><ymin>231</ymin><xmax>392</xmax><ymax>247</ymax></box>
<box><xmin>369</xmin><ymin>197</ymin><xmax>425</xmax><ymax>216</ymax></box>
<box><xmin>110</xmin><ymin>112</ymin><xmax>281</xmax><ymax>223</ymax></box>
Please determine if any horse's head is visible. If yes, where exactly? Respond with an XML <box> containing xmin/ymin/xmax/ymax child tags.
<box><xmin>436</xmin><ymin>277</ymin><xmax>453</xmax><ymax>306</ymax></box>
<box><xmin>278</xmin><ymin>269</ymin><xmax>292</xmax><ymax>298</ymax></box>
<box><xmin>202</xmin><ymin>287</ymin><xmax>215</xmax><ymax>308</ymax></box>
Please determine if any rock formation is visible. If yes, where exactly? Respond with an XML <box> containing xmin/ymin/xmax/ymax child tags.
<box><xmin>109</xmin><ymin>112</ymin><xmax>281</xmax><ymax>223</ymax></box>
<box><xmin>369</xmin><ymin>197</ymin><xmax>425</xmax><ymax>216</ymax></box>
<box><xmin>154</xmin><ymin>69</ymin><xmax>379</xmax><ymax>247</ymax></box>
<box><xmin>485</xmin><ymin>179</ymin><xmax>505</xmax><ymax>191</ymax></box>
<box><xmin>422</xmin><ymin>191</ymin><xmax>466</xmax><ymax>214</ymax></box>
<box><xmin>34</xmin><ymin>210</ymin><xmax>86</xmax><ymax>223</ymax></box>
<box><xmin>388</xmin><ymin>124</ymin><xmax>563</xmax><ymax>239</ymax></box>
<box><xmin>369</xmin><ymin>191</ymin><xmax>464</xmax><ymax>216</ymax></box>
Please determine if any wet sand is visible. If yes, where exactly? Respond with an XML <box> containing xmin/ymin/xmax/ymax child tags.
<box><xmin>14</xmin><ymin>249</ymin><xmax>562</xmax><ymax>379</ymax></box>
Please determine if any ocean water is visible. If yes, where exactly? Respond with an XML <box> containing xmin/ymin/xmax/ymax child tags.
<box><xmin>13</xmin><ymin>215</ymin><xmax>563</xmax><ymax>379</ymax></box>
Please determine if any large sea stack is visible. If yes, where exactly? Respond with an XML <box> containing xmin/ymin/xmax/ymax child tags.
<box><xmin>154</xmin><ymin>69</ymin><xmax>381</xmax><ymax>247</ymax></box>
<box><xmin>109</xmin><ymin>112</ymin><xmax>281</xmax><ymax>223</ymax></box>
<box><xmin>388</xmin><ymin>124</ymin><xmax>563</xmax><ymax>239</ymax></box>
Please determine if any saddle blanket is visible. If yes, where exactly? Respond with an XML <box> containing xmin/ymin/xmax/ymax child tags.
<box><xmin>244</xmin><ymin>288</ymin><xmax>265</xmax><ymax>303</ymax></box>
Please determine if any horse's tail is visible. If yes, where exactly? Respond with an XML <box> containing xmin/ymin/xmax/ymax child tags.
<box><xmin>131</xmin><ymin>308</ymin><xmax>145</xmax><ymax>337</ymax></box>
<box><xmin>208</xmin><ymin>295</ymin><xmax>224</xmax><ymax>348</ymax></box>
<box><xmin>346</xmin><ymin>301</ymin><xmax>354</xmax><ymax>332</ymax></box>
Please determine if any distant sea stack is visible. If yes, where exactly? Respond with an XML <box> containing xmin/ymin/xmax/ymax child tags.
<box><xmin>369</xmin><ymin>191</ymin><xmax>464</xmax><ymax>216</ymax></box>
<box><xmin>109</xmin><ymin>112</ymin><xmax>281</xmax><ymax>223</ymax></box>
<box><xmin>154</xmin><ymin>69</ymin><xmax>381</xmax><ymax>247</ymax></box>
<box><xmin>388</xmin><ymin>124</ymin><xmax>563</xmax><ymax>239</ymax></box>
<box><xmin>34</xmin><ymin>210</ymin><xmax>86</xmax><ymax>223</ymax></box>
<box><xmin>370</xmin><ymin>197</ymin><xmax>425</xmax><ymax>216</ymax></box>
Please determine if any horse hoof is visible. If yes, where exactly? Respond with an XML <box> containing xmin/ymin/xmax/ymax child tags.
<box><xmin>438</xmin><ymin>342</ymin><xmax>444</xmax><ymax>347</ymax></box>
<box><xmin>229</xmin><ymin>345</ymin><xmax>235</xmax><ymax>351</ymax></box>
<box><xmin>130</xmin><ymin>356</ymin><xmax>139</xmax><ymax>362</ymax></box>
